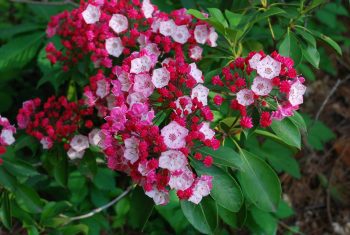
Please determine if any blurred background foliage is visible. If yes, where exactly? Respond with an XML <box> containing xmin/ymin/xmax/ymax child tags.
<box><xmin>0</xmin><ymin>0</ymin><xmax>349</xmax><ymax>234</ymax></box>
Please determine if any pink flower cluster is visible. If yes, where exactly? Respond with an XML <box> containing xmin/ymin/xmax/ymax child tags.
<box><xmin>16</xmin><ymin>96</ymin><xmax>95</xmax><ymax>157</ymax></box>
<box><xmin>212</xmin><ymin>51</ymin><xmax>307</xmax><ymax>129</ymax></box>
<box><xmin>0</xmin><ymin>115</ymin><xmax>16</xmax><ymax>158</ymax></box>
<box><xmin>44</xmin><ymin>0</ymin><xmax>220</xmax><ymax>205</ymax></box>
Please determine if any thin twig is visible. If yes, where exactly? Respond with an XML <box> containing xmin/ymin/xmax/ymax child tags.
<box><xmin>60</xmin><ymin>185</ymin><xmax>135</xmax><ymax>224</ymax></box>
<box><xmin>314</xmin><ymin>75</ymin><xmax>350</xmax><ymax>121</ymax></box>
<box><xmin>11</xmin><ymin>0</ymin><xmax>79</xmax><ymax>7</ymax></box>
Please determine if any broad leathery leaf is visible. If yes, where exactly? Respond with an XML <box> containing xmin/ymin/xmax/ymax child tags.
<box><xmin>302</xmin><ymin>44</ymin><xmax>320</xmax><ymax>68</ymax></box>
<box><xmin>297</xmin><ymin>63</ymin><xmax>316</xmax><ymax>81</ymax></box>
<box><xmin>275</xmin><ymin>200</ymin><xmax>294</xmax><ymax>219</ymax></box>
<box><xmin>0</xmin><ymin>191</ymin><xmax>12</xmax><ymax>229</ymax></box>
<box><xmin>310</xmin><ymin>29</ymin><xmax>342</xmax><ymax>55</ymax></box>
<box><xmin>181</xmin><ymin>197</ymin><xmax>218</xmax><ymax>234</ymax></box>
<box><xmin>253</xmin><ymin>140</ymin><xmax>301</xmax><ymax>179</ymax></box>
<box><xmin>197</xmin><ymin>146</ymin><xmax>242</xmax><ymax>169</ymax></box>
<box><xmin>53</xmin><ymin>151</ymin><xmax>68</xmax><ymax>187</ymax></box>
<box><xmin>191</xmin><ymin>159</ymin><xmax>243</xmax><ymax>212</ymax></box>
<box><xmin>40</xmin><ymin>201</ymin><xmax>71</xmax><ymax>225</ymax></box>
<box><xmin>279</xmin><ymin>31</ymin><xmax>302</xmax><ymax>66</ymax></box>
<box><xmin>288</xmin><ymin>111</ymin><xmax>307</xmax><ymax>133</ymax></box>
<box><xmin>2</xmin><ymin>158</ymin><xmax>39</xmax><ymax>179</ymax></box>
<box><xmin>207</xmin><ymin>8</ymin><xmax>228</xmax><ymax>28</ymax></box>
<box><xmin>255</xmin><ymin>7</ymin><xmax>286</xmax><ymax>22</ymax></box>
<box><xmin>128</xmin><ymin>187</ymin><xmax>154</xmax><ymax>230</ymax></box>
<box><xmin>271</xmin><ymin>118</ymin><xmax>301</xmax><ymax>149</ymax></box>
<box><xmin>249</xmin><ymin>206</ymin><xmax>278</xmax><ymax>235</ymax></box>
<box><xmin>0</xmin><ymin>33</ymin><xmax>44</xmax><ymax>71</ymax></box>
<box><xmin>156</xmin><ymin>191</ymin><xmax>189</xmax><ymax>233</ymax></box>
<box><xmin>303</xmin><ymin>0</ymin><xmax>327</xmax><ymax>13</ymax></box>
<box><xmin>14</xmin><ymin>184</ymin><xmax>43</xmax><ymax>214</ymax></box>
<box><xmin>0</xmin><ymin>167</ymin><xmax>18</xmax><ymax>191</ymax></box>
<box><xmin>187</xmin><ymin>9</ymin><xmax>207</xmax><ymax>20</ymax></box>
<box><xmin>302</xmin><ymin>114</ymin><xmax>336</xmax><ymax>150</ymax></box>
<box><xmin>225</xmin><ymin>10</ymin><xmax>243</xmax><ymax>28</ymax></box>
<box><xmin>0</xmin><ymin>23</ymin><xmax>41</xmax><ymax>40</ymax></box>
<box><xmin>59</xmin><ymin>224</ymin><xmax>89</xmax><ymax>235</ymax></box>
<box><xmin>295</xmin><ymin>27</ymin><xmax>316</xmax><ymax>48</ymax></box>
<box><xmin>238</xmin><ymin>149</ymin><xmax>281</xmax><ymax>212</ymax></box>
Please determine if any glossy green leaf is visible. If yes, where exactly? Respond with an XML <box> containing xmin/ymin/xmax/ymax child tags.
<box><xmin>53</xmin><ymin>153</ymin><xmax>68</xmax><ymax>187</ymax></box>
<box><xmin>59</xmin><ymin>224</ymin><xmax>89</xmax><ymax>235</ymax></box>
<box><xmin>295</xmin><ymin>28</ymin><xmax>316</xmax><ymax>48</ymax></box>
<box><xmin>0</xmin><ymin>191</ymin><xmax>12</xmax><ymax>229</ymax></box>
<box><xmin>0</xmin><ymin>33</ymin><xmax>44</xmax><ymax>71</ymax></box>
<box><xmin>289</xmin><ymin>111</ymin><xmax>307</xmax><ymax>133</ymax></box>
<box><xmin>15</xmin><ymin>184</ymin><xmax>43</xmax><ymax>214</ymax></box>
<box><xmin>93</xmin><ymin>168</ymin><xmax>116</xmax><ymax>191</ymax></box>
<box><xmin>2</xmin><ymin>158</ymin><xmax>39</xmax><ymax>179</ymax></box>
<box><xmin>310</xmin><ymin>29</ymin><xmax>342</xmax><ymax>55</ymax></box>
<box><xmin>279</xmin><ymin>31</ymin><xmax>302</xmax><ymax>65</ymax></box>
<box><xmin>225</xmin><ymin>10</ymin><xmax>243</xmax><ymax>28</ymax></box>
<box><xmin>156</xmin><ymin>191</ymin><xmax>189</xmax><ymax>233</ymax></box>
<box><xmin>128</xmin><ymin>187</ymin><xmax>154</xmax><ymax>230</ymax></box>
<box><xmin>275</xmin><ymin>200</ymin><xmax>294</xmax><ymax>219</ymax></box>
<box><xmin>197</xmin><ymin>146</ymin><xmax>242</xmax><ymax>169</ymax></box>
<box><xmin>0</xmin><ymin>167</ymin><xmax>18</xmax><ymax>191</ymax></box>
<box><xmin>192</xmin><ymin>160</ymin><xmax>243</xmax><ymax>212</ymax></box>
<box><xmin>302</xmin><ymin>45</ymin><xmax>320</xmax><ymax>68</ymax></box>
<box><xmin>40</xmin><ymin>201</ymin><xmax>71</xmax><ymax>225</ymax></box>
<box><xmin>271</xmin><ymin>118</ymin><xmax>301</xmax><ymax>149</ymax></box>
<box><xmin>181</xmin><ymin>197</ymin><xmax>218</xmax><ymax>234</ymax></box>
<box><xmin>207</xmin><ymin>8</ymin><xmax>228</xmax><ymax>27</ymax></box>
<box><xmin>249</xmin><ymin>206</ymin><xmax>277</xmax><ymax>235</ymax></box>
<box><xmin>238</xmin><ymin>150</ymin><xmax>281</xmax><ymax>212</ymax></box>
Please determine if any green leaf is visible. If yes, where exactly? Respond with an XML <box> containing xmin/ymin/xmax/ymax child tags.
<box><xmin>218</xmin><ymin>205</ymin><xmax>237</xmax><ymax>228</ymax></box>
<box><xmin>295</xmin><ymin>27</ymin><xmax>316</xmax><ymax>48</ymax></box>
<box><xmin>0</xmin><ymin>167</ymin><xmax>18</xmax><ymax>191</ymax></box>
<box><xmin>257</xmin><ymin>140</ymin><xmax>301</xmax><ymax>178</ymax></box>
<box><xmin>275</xmin><ymin>200</ymin><xmax>294</xmax><ymax>219</ymax></box>
<box><xmin>310</xmin><ymin>30</ymin><xmax>342</xmax><ymax>55</ymax></box>
<box><xmin>279</xmin><ymin>31</ymin><xmax>302</xmax><ymax>66</ymax></box>
<box><xmin>271</xmin><ymin>118</ymin><xmax>301</xmax><ymax>149</ymax></box>
<box><xmin>0</xmin><ymin>33</ymin><xmax>44</xmax><ymax>71</ymax></box>
<box><xmin>255</xmin><ymin>7</ymin><xmax>286</xmax><ymax>22</ymax></box>
<box><xmin>0</xmin><ymin>23</ymin><xmax>41</xmax><ymax>40</ymax></box>
<box><xmin>0</xmin><ymin>92</ymin><xmax>12</xmax><ymax>113</ymax></box>
<box><xmin>303</xmin><ymin>114</ymin><xmax>336</xmax><ymax>150</ymax></box>
<box><xmin>207</xmin><ymin>8</ymin><xmax>228</xmax><ymax>27</ymax></box>
<box><xmin>53</xmin><ymin>152</ymin><xmax>68</xmax><ymax>187</ymax></box>
<box><xmin>302</xmin><ymin>45</ymin><xmax>320</xmax><ymax>68</ymax></box>
<box><xmin>2</xmin><ymin>158</ymin><xmax>39</xmax><ymax>179</ymax></box>
<box><xmin>187</xmin><ymin>9</ymin><xmax>207</xmax><ymax>20</ymax></box>
<box><xmin>191</xmin><ymin>160</ymin><xmax>243</xmax><ymax>212</ymax></box>
<box><xmin>181</xmin><ymin>197</ymin><xmax>218</xmax><ymax>234</ymax></box>
<box><xmin>237</xmin><ymin>149</ymin><xmax>281</xmax><ymax>212</ymax></box>
<box><xmin>297</xmin><ymin>63</ymin><xmax>315</xmax><ymax>81</ymax></box>
<box><xmin>93</xmin><ymin>168</ymin><xmax>116</xmax><ymax>191</ymax></box>
<box><xmin>26</xmin><ymin>226</ymin><xmax>39</xmax><ymax>235</ymax></box>
<box><xmin>224</xmin><ymin>10</ymin><xmax>243</xmax><ymax>28</ymax></box>
<box><xmin>59</xmin><ymin>224</ymin><xmax>89</xmax><ymax>235</ymax></box>
<box><xmin>303</xmin><ymin>0</ymin><xmax>326</xmax><ymax>13</ymax></box>
<box><xmin>128</xmin><ymin>187</ymin><xmax>154</xmax><ymax>230</ymax></box>
<box><xmin>156</xmin><ymin>191</ymin><xmax>189</xmax><ymax>233</ymax></box>
<box><xmin>288</xmin><ymin>111</ymin><xmax>307</xmax><ymax>133</ymax></box>
<box><xmin>14</xmin><ymin>184</ymin><xmax>43</xmax><ymax>214</ymax></box>
<box><xmin>0</xmin><ymin>191</ymin><xmax>12</xmax><ymax>229</ymax></box>
<box><xmin>40</xmin><ymin>201</ymin><xmax>71</xmax><ymax>226</ymax></box>
<box><xmin>197</xmin><ymin>146</ymin><xmax>242</xmax><ymax>169</ymax></box>
<box><xmin>249</xmin><ymin>206</ymin><xmax>277</xmax><ymax>235</ymax></box>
